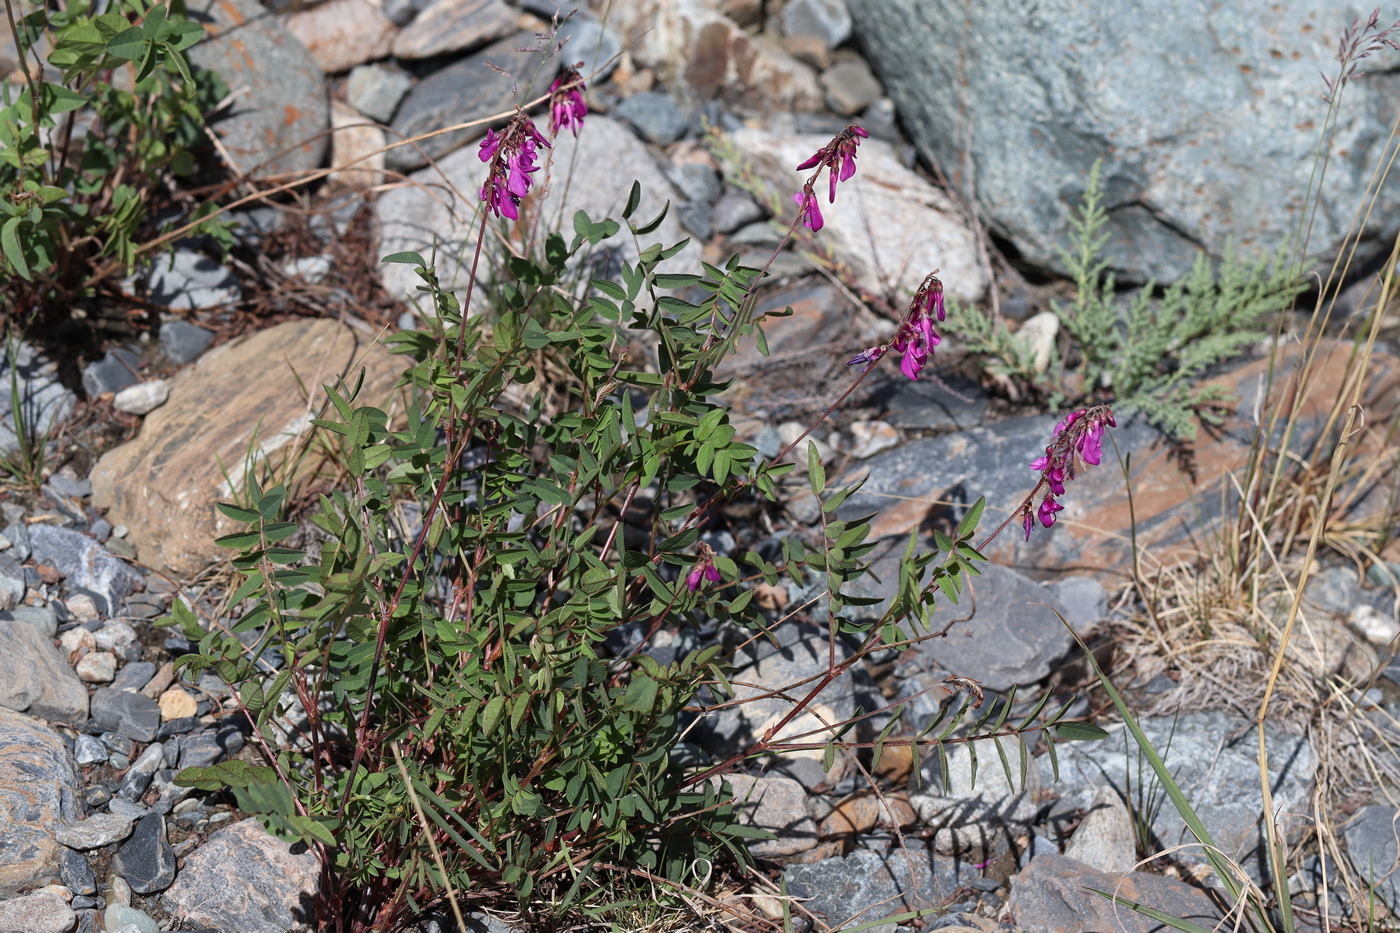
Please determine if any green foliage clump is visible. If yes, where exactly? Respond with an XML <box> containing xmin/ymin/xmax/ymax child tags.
<box><xmin>949</xmin><ymin>160</ymin><xmax>1304</xmax><ymax>440</ymax></box>
<box><xmin>1</xmin><ymin>0</ymin><xmax>229</xmax><ymax>314</ymax></box>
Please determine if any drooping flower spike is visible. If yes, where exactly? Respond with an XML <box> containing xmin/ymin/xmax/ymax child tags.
<box><xmin>547</xmin><ymin>64</ymin><xmax>587</xmax><ymax>137</ymax></box>
<box><xmin>686</xmin><ymin>541</ymin><xmax>723</xmax><ymax>591</ymax></box>
<box><xmin>890</xmin><ymin>272</ymin><xmax>944</xmax><ymax>381</ymax></box>
<box><xmin>844</xmin><ymin>272</ymin><xmax>945</xmax><ymax>381</ymax></box>
<box><xmin>793</xmin><ymin>123</ymin><xmax>868</xmax><ymax>231</ymax></box>
<box><xmin>478</xmin><ymin>112</ymin><xmax>551</xmax><ymax>220</ymax></box>
<box><xmin>1020</xmin><ymin>405</ymin><xmax>1117</xmax><ymax>540</ymax></box>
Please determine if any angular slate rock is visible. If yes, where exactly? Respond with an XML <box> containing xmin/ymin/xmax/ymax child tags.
<box><xmin>1010</xmin><ymin>853</ymin><xmax>1224</xmax><ymax>933</ymax></box>
<box><xmin>1048</xmin><ymin>710</ymin><xmax>1315</xmax><ymax>884</ymax></box>
<box><xmin>29</xmin><ymin>524</ymin><xmax>142</xmax><ymax>617</ymax></box>
<box><xmin>90</xmin><ymin>689</ymin><xmax>162</xmax><ymax>743</ymax></box>
<box><xmin>783</xmin><ymin>847</ymin><xmax>970</xmax><ymax>933</ymax></box>
<box><xmin>1344</xmin><ymin>805</ymin><xmax>1400</xmax><ymax>912</ymax></box>
<box><xmin>0</xmin><ymin>620</ymin><xmax>89</xmax><ymax>724</ymax></box>
<box><xmin>115</xmin><ymin>813</ymin><xmax>177</xmax><ymax>895</ymax></box>
<box><xmin>386</xmin><ymin>32</ymin><xmax>537</xmax><ymax>172</ymax></box>
<box><xmin>185</xmin><ymin>0</ymin><xmax>329</xmax><ymax>178</ymax></box>
<box><xmin>177</xmin><ymin>723</ymin><xmax>247</xmax><ymax>768</ymax></box>
<box><xmin>163</xmin><ymin>817</ymin><xmax>319</xmax><ymax>933</ymax></box>
<box><xmin>0</xmin><ymin>708</ymin><xmax>85</xmax><ymax>895</ymax></box>
<box><xmin>844</xmin><ymin>553</ymin><xmax>1073</xmax><ymax>692</ymax></box>
<box><xmin>56</xmin><ymin>811</ymin><xmax>136</xmax><ymax>850</ymax></box>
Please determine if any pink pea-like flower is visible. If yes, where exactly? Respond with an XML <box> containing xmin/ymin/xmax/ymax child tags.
<box><xmin>793</xmin><ymin>123</ymin><xmax>867</xmax><ymax>229</ymax></box>
<box><xmin>686</xmin><ymin>542</ymin><xmax>723</xmax><ymax>591</ymax></box>
<box><xmin>478</xmin><ymin>113</ymin><xmax>550</xmax><ymax>220</ymax></box>
<box><xmin>547</xmin><ymin>64</ymin><xmax>587</xmax><ymax>137</ymax></box>
<box><xmin>1020</xmin><ymin>405</ymin><xmax>1117</xmax><ymax>540</ymax></box>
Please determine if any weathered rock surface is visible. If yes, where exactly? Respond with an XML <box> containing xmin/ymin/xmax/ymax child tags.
<box><xmin>851</xmin><ymin>1</ymin><xmax>1400</xmax><ymax>282</ymax></box>
<box><xmin>1010</xmin><ymin>853</ymin><xmax>1225</xmax><ymax>932</ymax></box>
<box><xmin>0</xmin><ymin>708</ymin><xmax>84</xmax><ymax>895</ymax></box>
<box><xmin>283</xmin><ymin>0</ymin><xmax>396</xmax><ymax>74</ymax></box>
<box><xmin>727</xmin><ymin>127</ymin><xmax>986</xmax><ymax>305</ymax></box>
<box><xmin>390</xmin><ymin>0</ymin><xmax>515</xmax><ymax>60</ymax></box>
<box><xmin>716</xmin><ymin>773</ymin><xmax>817</xmax><ymax>857</ymax></box>
<box><xmin>163</xmin><ymin>817</ymin><xmax>320</xmax><ymax>933</ymax></box>
<box><xmin>90</xmin><ymin>318</ymin><xmax>403</xmax><ymax>576</ymax></box>
<box><xmin>783</xmin><ymin>847</ymin><xmax>971</xmax><ymax>933</ymax></box>
<box><xmin>1047</xmin><ymin>710</ymin><xmax>1315</xmax><ymax>882</ymax></box>
<box><xmin>186</xmin><ymin>0</ymin><xmax>329</xmax><ymax>178</ymax></box>
<box><xmin>0</xmin><ymin>620</ymin><xmax>89</xmax><ymax>724</ymax></box>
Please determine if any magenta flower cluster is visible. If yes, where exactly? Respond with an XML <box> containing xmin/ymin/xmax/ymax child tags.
<box><xmin>686</xmin><ymin>542</ymin><xmax>722</xmax><ymax>591</ymax></box>
<box><xmin>547</xmin><ymin>65</ymin><xmax>587</xmax><ymax>137</ymax></box>
<box><xmin>478</xmin><ymin>113</ymin><xmax>550</xmax><ymax>220</ymax></box>
<box><xmin>792</xmin><ymin>123</ymin><xmax>868</xmax><ymax>232</ymax></box>
<box><xmin>846</xmin><ymin>272</ymin><xmax>945</xmax><ymax>382</ymax></box>
<box><xmin>1021</xmin><ymin>405</ymin><xmax>1117</xmax><ymax>540</ymax></box>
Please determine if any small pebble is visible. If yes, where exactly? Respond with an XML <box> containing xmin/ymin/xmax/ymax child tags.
<box><xmin>55</xmin><ymin>812</ymin><xmax>136</xmax><ymax>850</ymax></box>
<box><xmin>158</xmin><ymin>688</ymin><xmax>198</xmax><ymax>721</ymax></box>
<box><xmin>75</xmin><ymin>650</ymin><xmax>117</xmax><ymax>683</ymax></box>
<box><xmin>1350</xmin><ymin>604</ymin><xmax>1400</xmax><ymax>647</ymax></box>
<box><xmin>112</xmin><ymin>380</ymin><xmax>170</xmax><ymax>416</ymax></box>
<box><xmin>74</xmin><ymin>734</ymin><xmax>108</xmax><ymax>766</ymax></box>
<box><xmin>66</xmin><ymin>593</ymin><xmax>101</xmax><ymax>623</ymax></box>
<box><xmin>58</xmin><ymin>627</ymin><xmax>97</xmax><ymax>657</ymax></box>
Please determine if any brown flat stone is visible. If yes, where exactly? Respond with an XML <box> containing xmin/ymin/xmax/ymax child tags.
<box><xmin>90</xmin><ymin>319</ymin><xmax>403</xmax><ymax>576</ymax></box>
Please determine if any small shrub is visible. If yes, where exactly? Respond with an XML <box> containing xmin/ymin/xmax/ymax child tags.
<box><xmin>0</xmin><ymin>0</ymin><xmax>229</xmax><ymax>319</ymax></box>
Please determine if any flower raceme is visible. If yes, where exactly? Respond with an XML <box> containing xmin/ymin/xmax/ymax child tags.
<box><xmin>1020</xmin><ymin>405</ymin><xmax>1117</xmax><ymax>540</ymax></box>
<box><xmin>792</xmin><ymin>123</ymin><xmax>868</xmax><ymax>232</ymax></box>
<box><xmin>478</xmin><ymin>112</ymin><xmax>550</xmax><ymax>220</ymax></box>
<box><xmin>847</xmin><ymin>272</ymin><xmax>945</xmax><ymax>382</ymax></box>
<box><xmin>547</xmin><ymin>64</ymin><xmax>587</xmax><ymax>136</ymax></box>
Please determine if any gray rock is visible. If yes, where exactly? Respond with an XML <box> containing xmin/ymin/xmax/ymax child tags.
<box><xmin>387</xmin><ymin>32</ymin><xmax>537</xmax><ymax>172</ymax></box>
<box><xmin>81</xmin><ymin>346</ymin><xmax>142</xmax><ymax>398</ymax></box>
<box><xmin>700</xmin><ymin>620</ymin><xmax>860</xmax><ymax>761</ymax></box>
<box><xmin>0</xmin><ymin>891</ymin><xmax>77</xmax><ymax>933</ymax></box>
<box><xmin>1</xmin><ymin>522</ymin><xmax>30</xmax><ymax>561</ymax></box>
<box><xmin>875</xmin><ymin>372</ymin><xmax>990</xmax><ymax>432</ymax></box>
<box><xmin>1344</xmin><ymin>805</ymin><xmax>1400</xmax><ymax>912</ymax></box>
<box><xmin>115</xmin><ymin>813</ymin><xmax>177</xmax><ymax>895</ymax></box>
<box><xmin>105</xmin><ymin>903</ymin><xmax>159</xmax><ymax>933</ymax></box>
<box><xmin>0</xmin><ymin>708</ymin><xmax>85</xmax><ymax>895</ymax></box>
<box><xmin>1010</xmin><ymin>853</ymin><xmax>1223</xmax><ymax>932</ymax></box>
<box><xmin>615</xmin><ymin>90</ymin><xmax>690</xmax><ymax>145</ymax></box>
<box><xmin>109</xmin><ymin>660</ymin><xmax>157</xmax><ymax>694</ymax></box>
<box><xmin>186</xmin><ymin>0</ymin><xmax>328</xmax><ymax>178</ymax></box>
<box><xmin>0</xmin><ymin>556</ymin><xmax>25</xmax><ymax>611</ymax></box>
<box><xmin>177</xmin><ymin>723</ymin><xmax>246</xmax><ymax>769</ymax></box>
<box><xmin>0</xmin><ymin>342</ymin><xmax>76</xmax><ymax>456</ymax></box>
<box><xmin>555</xmin><ymin>16</ymin><xmax>622</xmax><ymax>84</ymax></box>
<box><xmin>783</xmin><ymin>847</ymin><xmax>968</xmax><ymax>933</ymax></box>
<box><xmin>844</xmin><ymin>556</ymin><xmax>1074</xmax><ymax>692</ymax></box>
<box><xmin>47</xmin><ymin>473</ymin><xmax>91</xmax><ymax>498</ymax></box>
<box><xmin>346</xmin><ymin>62</ymin><xmax>412</xmax><ymax>123</ymax></box>
<box><xmin>144</xmin><ymin>249</ymin><xmax>241</xmax><ymax>310</ymax></box>
<box><xmin>0</xmin><ymin>620</ymin><xmax>89</xmax><ymax>724</ymax></box>
<box><xmin>59</xmin><ymin>845</ymin><xmax>96</xmax><ymax>894</ymax></box>
<box><xmin>910</xmin><ymin>735</ymin><xmax>1040</xmax><ymax>856</ymax></box>
<box><xmin>850</xmin><ymin>0</ymin><xmax>1400</xmax><ymax>282</ymax></box>
<box><xmin>1048</xmin><ymin>576</ymin><xmax>1109</xmax><ymax>634</ymax></box>
<box><xmin>74</xmin><ymin>733</ymin><xmax>108</xmax><ymax>766</ymax></box>
<box><xmin>90</xmin><ymin>689</ymin><xmax>162</xmax><ymax>743</ymax></box>
<box><xmin>667</xmin><ymin>162</ymin><xmax>722</xmax><ymax>204</ymax></box>
<box><xmin>1048</xmin><ymin>711</ymin><xmax>1315</xmax><ymax>883</ymax></box>
<box><xmin>113</xmin><ymin>380</ymin><xmax>170</xmax><ymax>416</ymax></box>
<box><xmin>390</xmin><ymin>0</ymin><xmax>515</xmax><ymax>60</ymax></box>
<box><xmin>109</xmin><ymin>798</ymin><xmax>150</xmax><ymax>820</ymax></box>
<box><xmin>780</xmin><ymin>0</ymin><xmax>852</xmax><ymax>46</ymax></box>
<box><xmin>29</xmin><ymin>525</ymin><xmax>142</xmax><ymax>617</ymax></box>
<box><xmin>118</xmin><ymin>742</ymin><xmax>167</xmax><ymax>801</ymax></box>
<box><xmin>158</xmin><ymin>320</ymin><xmax>215</xmax><ymax>365</ymax></box>
<box><xmin>820</xmin><ymin>57</ymin><xmax>882</xmax><ymax>116</ymax></box>
<box><xmin>1304</xmin><ymin>564</ymin><xmax>1362</xmax><ymax>615</ymax></box>
<box><xmin>710</xmin><ymin>189</ymin><xmax>766</xmax><ymax>234</ymax></box>
<box><xmin>715</xmin><ymin>773</ymin><xmax>817</xmax><ymax>857</ymax></box>
<box><xmin>1062</xmin><ymin>784</ymin><xmax>1136</xmax><ymax>873</ymax></box>
<box><xmin>676</xmin><ymin>201</ymin><xmax>712</xmax><ymax>239</ymax></box>
<box><xmin>56</xmin><ymin>811</ymin><xmax>137</xmax><ymax>850</ymax></box>
<box><xmin>163</xmin><ymin>817</ymin><xmax>320</xmax><ymax>933</ymax></box>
